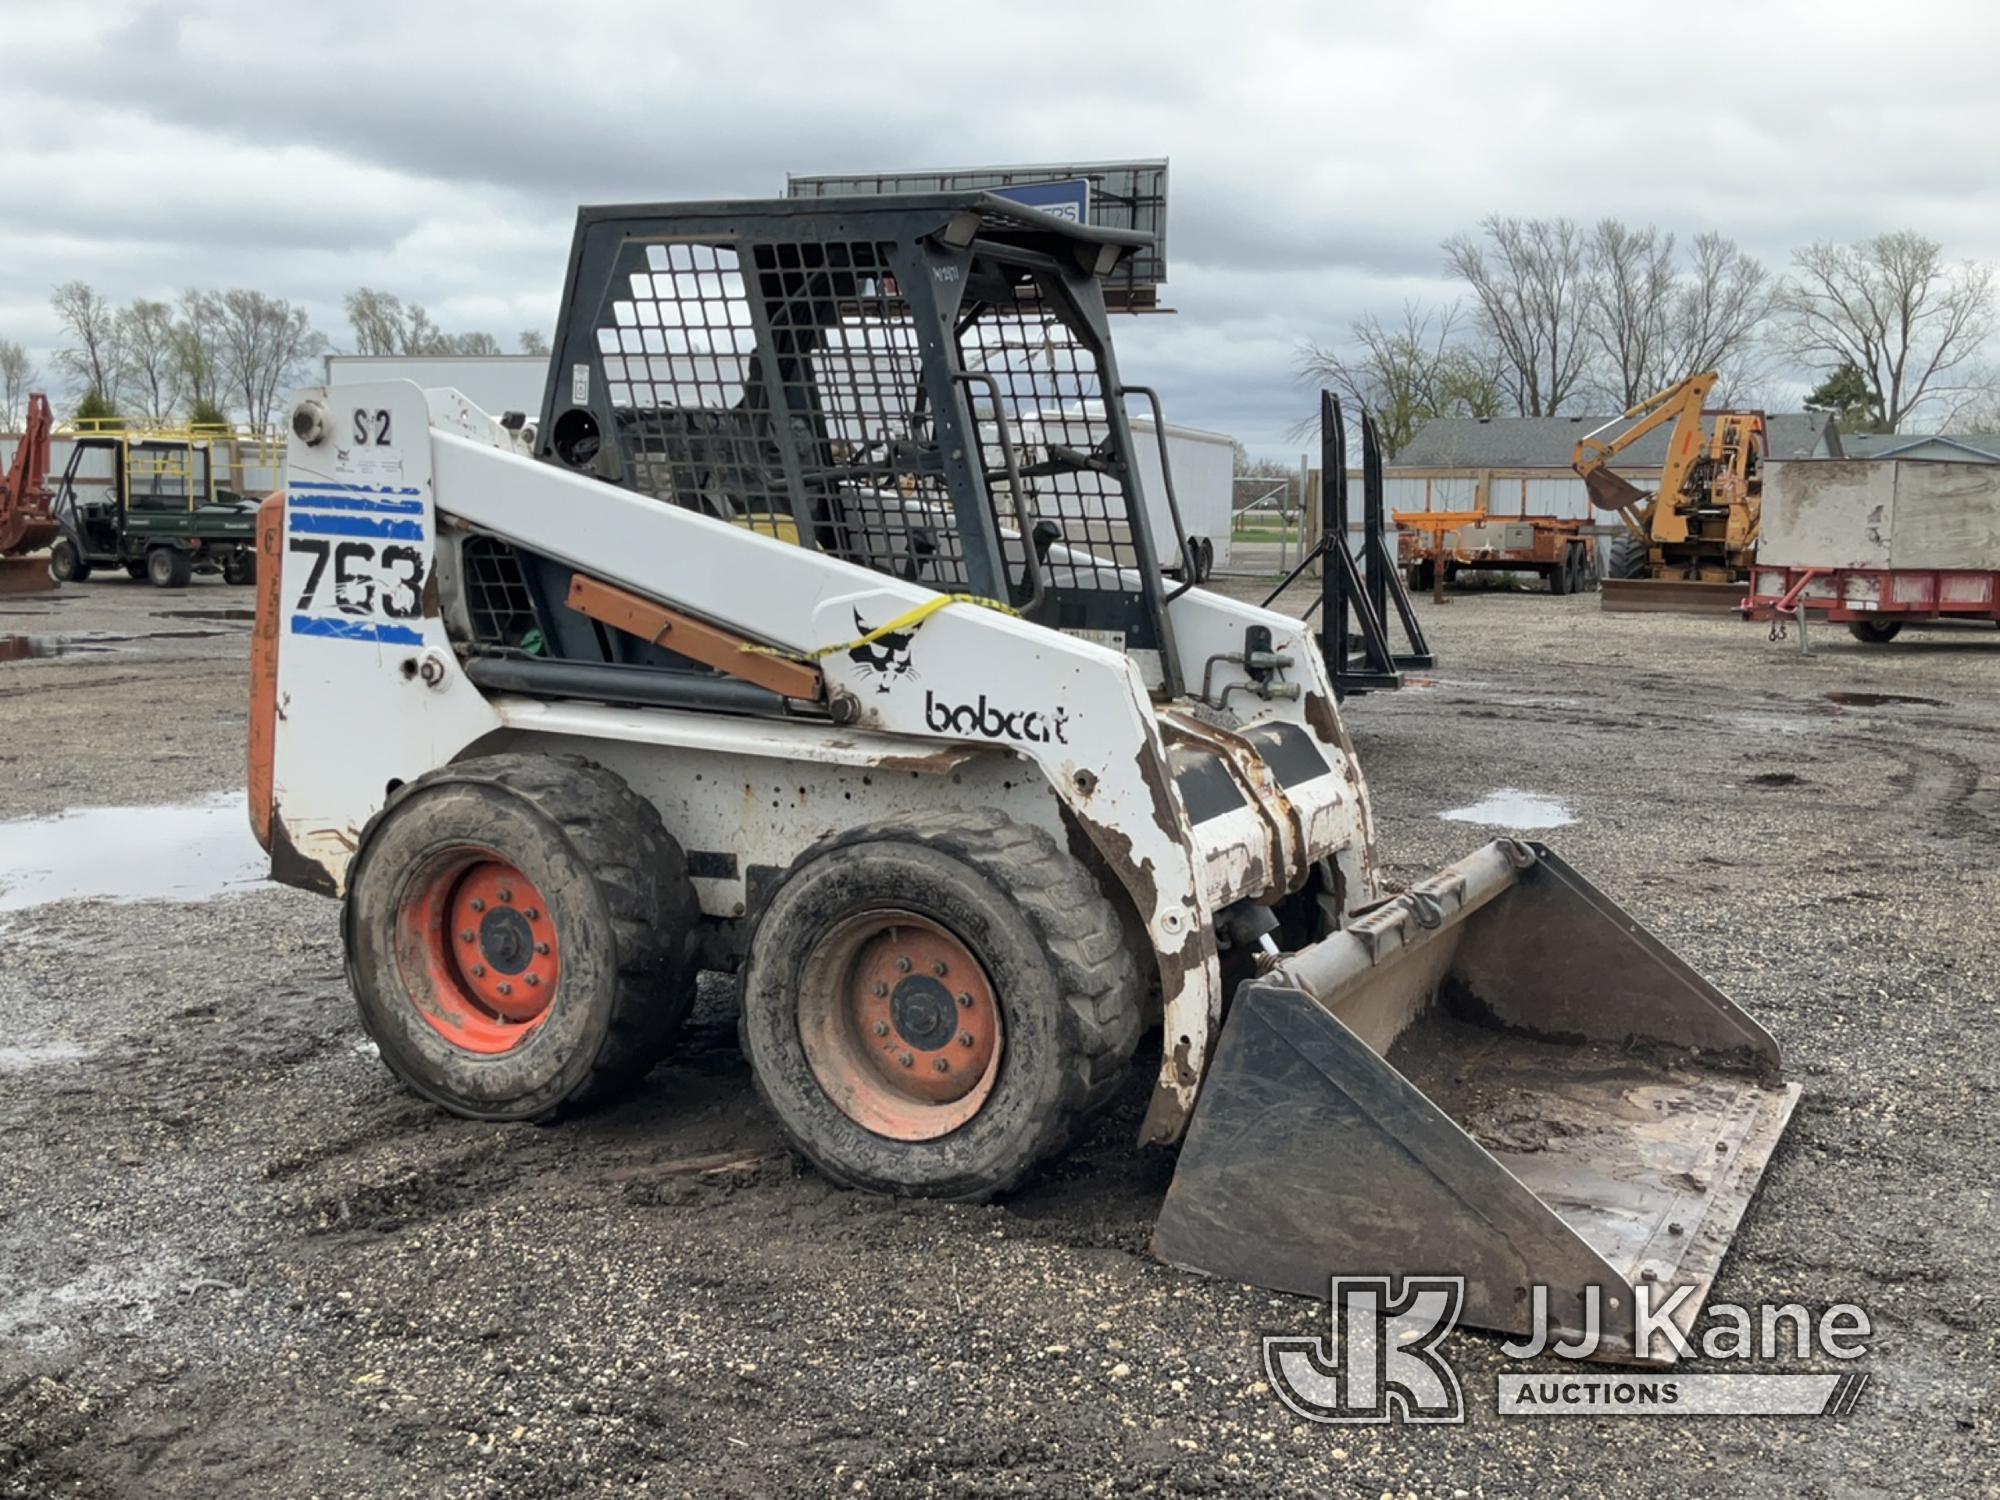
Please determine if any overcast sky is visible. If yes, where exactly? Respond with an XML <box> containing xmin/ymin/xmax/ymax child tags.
<box><xmin>5</xmin><ymin>0</ymin><xmax>1998</xmax><ymax>455</ymax></box>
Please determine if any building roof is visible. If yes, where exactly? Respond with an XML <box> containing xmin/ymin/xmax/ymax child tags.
<box><xmin>1394</xmin><ymin>412</ymin><xmax>1838</xmax><ymax>469</ymax></box>
<box><xmin>1834</xmin><ymin>431</ymin><xmax>2000</xmax><ymax>461</ymax></box>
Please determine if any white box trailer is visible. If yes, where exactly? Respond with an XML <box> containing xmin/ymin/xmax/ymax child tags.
<box><xmin>1745</xmin><ymin>459</ymin><xmax>2000</xmax><ymax>641</ymax></box>
<box><xmin>1128</xmin><ymin>416</ymin><xmax>1234</xmax><ymax>578</ymax></box>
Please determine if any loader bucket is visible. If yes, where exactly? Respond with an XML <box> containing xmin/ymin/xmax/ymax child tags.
<box><xmin>1153</xmin><ymin>840</ymin><xmax>1799</xmax><ymax>1365</ymax></box>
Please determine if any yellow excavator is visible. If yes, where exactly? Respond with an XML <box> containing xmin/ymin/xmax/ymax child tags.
<box><xmin>1572</xmin><ymin>371</ymin><xmax>1765</xmax><ymax>610</ymax></box>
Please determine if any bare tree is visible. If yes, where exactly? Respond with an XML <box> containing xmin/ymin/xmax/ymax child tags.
<box><xmin>344</xmin><ymin>287</ymin><xmax>406</xmax><ymax>355</ymax></box>
<box><xmin>1443</xmin><ymin>216</ymin><xmax>1595</xmax><ymax>416</ymax></box>
<box><xmin>1586</xmin><ymin>223</ymin><xmax>1772</xmax><ymax>407</ymax></box>
<box><xmin>1778</xmin><ymin>231</ymin><xmax>1997</xmax><ymax>432</ymax></box>
<box><xmin>175</xmin><ymin>290</ymin><xmax>233</xmax><ymax>422</ymax></box>
<box><xmin>0</xmin><ymin>339</ymin><xmax>37</xmax><ymax>429</ymax></box>
<box><xmin>121</xmin><ymin>299</ymin><xmax>184</xmax><ymax>422</ymax></box>
<box><xmin>1297</xmin><ymin>302</ymin><xmax>1504</xmax><ymax>459</ymax></box>
<box><xmin>50</xmin><ymin>281</ymin><xmax>127</xmax><ymax>407</ymax></box>
<box><xmin>1585</xmin><ymin>221</ymin><xmax>1676</xmax><ymax>408</ymax></box>
<box><xmin>519</xmin><ymin>329</ymin><xmax>549</xmax><ymax>355</ymax></box>
<box><xmin>344</xmin><ymin>287</ymin><xmax>499</xmax><ymax>357</ymax></box>
<box><xmin>1667</xmin><ymin>232</ymin><xmax>1773</xmax><ymax>399</ymax></box>
<box><xmin>219</xmin><ymin>290</ymin><xmax>325</xmax><ymax>429</ymax></box>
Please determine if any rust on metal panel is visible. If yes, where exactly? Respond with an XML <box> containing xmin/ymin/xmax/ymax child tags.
<box><xmin>1599</xmin><ymin>578</ymin><xmax>1747</xmax><ymax>614</ymax></box>
<box><xmin>248</xmin><ymin>493</ymin><xmax>285</xmax><ymax>851</ymax></box>
<box><xmin>265</xmin><ymin>804</ymin><xmax>339</xmax><ymax>898</ymax></box>
<box><xmin>870</xmin><ymin>745</ymin><xmax>986</xmax><ymax>776</ymax></box>
<box><xmin>566</xmin><ymin>573</ymin><xmax>825</xmax><ymax>702</ymax></box>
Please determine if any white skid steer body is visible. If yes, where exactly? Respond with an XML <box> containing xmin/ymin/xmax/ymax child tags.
<box><xmin>249</xmin><ymin>193</ymin><xmax>1796</xmax><ymax>1364</ymax></box>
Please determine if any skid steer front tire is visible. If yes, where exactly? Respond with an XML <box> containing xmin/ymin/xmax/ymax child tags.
<box><xmin>740</xmin><ymin>811</ymin><xmax>1142</xmax><ymax>1200</ymax></box>
<box><xmin>344</xmin><ymin>753</ymin><xmax>700</xmax><ymax>1121</ymax></box>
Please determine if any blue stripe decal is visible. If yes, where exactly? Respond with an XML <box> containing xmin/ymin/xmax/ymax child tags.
<box><xmin>290</xmin><ymin>480</ymin><xmax>422</xmax><ymax>495</ymax></box>
<box><xmin>289</xmin><ymin>614</ymin><xmax>424</xmax><ymax>646</ymax></box>
<box><xmin>288</xmin><ymin>512</ymin><xmax>424</xmax><ymax>540</ymax></box>
<box><xmin>288</xmin><ymin>492</ymin><xmax>425</xmax><ymax>516</ymax></box>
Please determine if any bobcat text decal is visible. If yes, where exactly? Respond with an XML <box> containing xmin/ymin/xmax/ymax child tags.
<box><xmin>924</xmin><ymin>690</ymin><xmax>1069</xmax><ymax>746</ymax></box>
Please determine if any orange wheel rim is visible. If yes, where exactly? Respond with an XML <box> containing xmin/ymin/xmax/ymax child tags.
<box><xmin>798</xmin><ymin>910</ymin><xmax>1002</xmax><ymax>1142</ymax></box>
<box><xmin>400</xmin><ymin>852</ymin><xmax>560</xmax><ymax>1054</ymax></box>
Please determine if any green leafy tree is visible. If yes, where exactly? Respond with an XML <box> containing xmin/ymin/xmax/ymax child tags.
<box><xmin>74</xmin><ymin>388</ymin><xmax>121</xmax><ymax>424</ymax></box>
<box><xmin>188</xmin><ymin>396</ymin><xmax>230</xmax><ymax>427</ymax></box>
<box><xmin>1803</xmin><ymin>362</ymin><xmax>1876</xmax><ymax>434</ymax></box>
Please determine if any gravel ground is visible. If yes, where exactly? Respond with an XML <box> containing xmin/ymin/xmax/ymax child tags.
<box><xmin>1</xmin><ymin>574</ymin><xmax>1995</xmax><ymax>1498</ymax></box>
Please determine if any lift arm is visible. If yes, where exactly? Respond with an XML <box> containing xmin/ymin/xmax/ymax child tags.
<box><xmin>0</xmin><ymin>393</ymin><xmax>58</xmax><ymax>556</ymax></box>
<box><xmin>1570</xmin><ymin>372</ymin><xmax>1718</xmax><ymax>540</ymax></box>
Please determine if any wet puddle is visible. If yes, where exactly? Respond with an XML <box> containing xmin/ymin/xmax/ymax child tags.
<box><xmin>0</xmin><ymin>1041</ymin><xmax>94</xmax><ymax>1072</ymax></box>
<box><xmin>0</xmin><ymin>792</ymin><xmax>271</xmax><ymax>912</ymax></box>
<box><xmin>1439</xmin><ymin>788</ymin><xmax>1576</xmax><ymax>830</ymax></box>
<box><xmin>1824</xmin><ymin>690</ymin><xmax>1947</xmax><ymax>710</ymax></box>
<box><xmin>0</xmin><ymin>633</ymin><xmax>125</xmax><ymax>662</ymax></box>
<box><xmin>157</xmin><ymin>609</ymin><xmax>255</xmax><ymax>624</ymax></box>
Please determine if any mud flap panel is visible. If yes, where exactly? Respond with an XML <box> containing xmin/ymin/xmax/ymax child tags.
<box><xmin>1151</xmin><ymin>841</ymin><xmax>1801</xmax><ymax>1364</ymax></box>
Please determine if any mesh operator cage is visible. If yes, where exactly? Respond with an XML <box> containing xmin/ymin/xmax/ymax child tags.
<box><xmin>533</xmin><ymin>194</ymin><xmax>1182</xmax><ymax>682</ymax></box>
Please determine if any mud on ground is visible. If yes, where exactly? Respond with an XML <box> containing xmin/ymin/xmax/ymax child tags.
<box><xmin>1</xmin><ymin>575</ymin><xmax>1995</xmax><ymax>1497</ymax></box>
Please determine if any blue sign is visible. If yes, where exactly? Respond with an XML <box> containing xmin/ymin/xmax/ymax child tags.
<box><xmin>992</xmin><ymin>179</ymin><xmax>1090</xmax><ymax>225</ymax></box>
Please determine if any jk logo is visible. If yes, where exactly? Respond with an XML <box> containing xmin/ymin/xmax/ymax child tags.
<box><xmin>1263</xmin><ymin>1276</ymin><xmax>1466</xmax><ymax>1425</ymax></box>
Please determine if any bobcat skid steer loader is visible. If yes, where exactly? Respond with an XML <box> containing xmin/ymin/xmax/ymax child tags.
<box><xmin>249</xmin><ymin>194</ymin><xmax>1797</xmax><ymax>1362</ymax></box>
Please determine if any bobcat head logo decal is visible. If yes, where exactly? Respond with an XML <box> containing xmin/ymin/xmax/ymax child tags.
<box><xmin>847</xmin><ymin>608</ymin><xmax>916</xmax><ymax>693</ymax></box>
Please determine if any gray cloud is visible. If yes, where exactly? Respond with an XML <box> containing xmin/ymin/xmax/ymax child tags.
<box><xmin>5</xmin><ymin>0</ymin><xmax>1998</xmax><ymax>452</ymax></box>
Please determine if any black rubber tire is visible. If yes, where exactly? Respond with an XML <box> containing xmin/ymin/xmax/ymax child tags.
<box><xmin>1606</xmin><ymin>531</ymin><xmax>1650</xmax><ymax>580</ymax></box>
<box><xmin>49</xmin><ymin>536</ymin><xmax>91</xmax><ymax>583</ymax></box>
<box><xmin>1407</xmin><ymin>559</ymin><xmax>1435</xmax><ymax>593</ymax></box>
<box><xmin>1197</xmin><ymin>536</ymin><xmax>1215</xmax><ymax>582</ymax></box>
<box><xmin>343</xmin><ymin>753</ymin><xmax>702</xmax><ymax>1121</ymax></box>
<box><xmin>123</xmin><ymin>559</ymin><xmax>150</xmax><ymax>580</ymax></box>
<box><xmin>1548</xmin><ymin>556</ymin><xmax>1571</xmax><ymax>595</ymax></box>
<box><xmin>222</xmin><ymin>551</ymin><xmax>257</xmax><ymax>586</ymax></box>
<box><xmin>739</xmin><ymin>809</ymin><xmax>1143</xmax><ymax>1200</ymax></box>
<box><xmin>1848</xmin><ymin>619</ymin><xmax>1904</xmax><ymax>644</ymax></box>
<box><xmin>147</xmin><ymin>547</ymin><xmax>193</xmax><ymax>589</ymax></box>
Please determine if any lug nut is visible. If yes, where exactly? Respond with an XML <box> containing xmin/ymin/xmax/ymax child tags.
<box><xmin>525</xmin><ymin>908</ymin><xmax>540</xmax><ymax>921</ymax></box>
<box><xmin>470</xmin><ymin>899</ymin><xmax>486</xmax><ymax>913</ymax></box>
<box><xmin>872</xmin><ymin>981</ymin><xmax>888</xmax><ymax>998</ymax></box>
<box><xmin>498</xmin><ymin>888</ymin><xmax>513</xmax><ymax>903</ymax></box>
<box><xmin>534</xmin><ymin>942</ymin><xmax>550</xmax><ymax>956</ymax></box>
<box><xmin>958</xmin><ymin>1031</ymin><xmax>975</xmax><ymax>1047</ymax></box>
<box><xmin>524</xmin><ymin>974</ymin><xmax>540</xmax><ymax>988</ymax></box>
<box><xmin>933</xmin><ymin>1057</ymin><xmax>950</xmax><ymax>1073</ymax></box>
<box><xmin>873</xmin><ymin>1021</ymin><xmax>889</xmax><ymax>1037</ymax></box>
<box><xmin>956</xmin><ymin>992</ymin><xmax>973</xmax><ymax>1009</ymax></box>
<box><xmin>932</xmin><ymin>960</ymin><xmax>948</xmax><ymax>977</ymax></box>
<box><xmin>898</xmin><ymin>1052</ymin><xmax>914</xmax><ymax>1069</ymax></box>
<box><xmin>497</xmin><ymin>982</ymin><xmax>512</xmax><ymax>996</ymax></box>
<box><xmin>471</xmin><ymin>964</ymin><xmax>486</xmax><ymax>978</ymax></box>
<box><xmin>895</xmin><ymin>957</ymin><xmax>912</xmax><ymax>974</ymax></box>
<box><xmin>460</xmin><ymin>930</ymin><xmax>475</xmax><ymax>943</ymax></box>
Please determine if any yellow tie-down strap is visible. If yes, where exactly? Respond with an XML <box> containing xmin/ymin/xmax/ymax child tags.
<box><xmin>744</xmin><ymin>592</ymin><xmax>1019</xmax><ymax>664</ymax></box>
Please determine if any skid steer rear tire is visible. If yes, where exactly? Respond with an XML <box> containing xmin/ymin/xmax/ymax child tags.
<box><xmin>344</xmin><ymin>753</ymin><xmax>701</xmax><ymax>1121</ymax></box>
<box><xmin>1606</xmin><ymin>532</ymin><xmax>1650</xmax><ymax>580</ymax></box>
<box><xmin>739</xmin><ymin>810</ymin><xmax>1142</xmax><ymax>1200</ymax></box>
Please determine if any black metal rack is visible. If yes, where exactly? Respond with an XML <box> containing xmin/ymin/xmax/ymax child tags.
<box><xmin>1264</xmin><ymin>391</ymin><xmax>1434</xmax><ymax>696</ymax></box>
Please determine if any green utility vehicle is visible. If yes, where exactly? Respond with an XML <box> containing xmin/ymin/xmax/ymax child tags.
<box><xmin>47</xmin><ymin>422</ymin><xmax>265</xmax><ymax>587</ymax></box>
